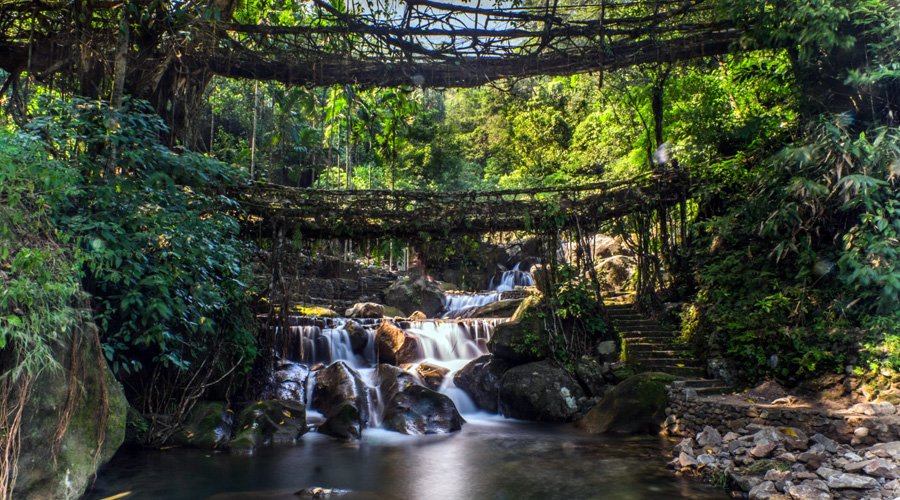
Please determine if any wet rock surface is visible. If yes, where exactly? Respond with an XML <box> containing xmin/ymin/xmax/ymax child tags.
<box><xmin>414</xmin><ymin>362</ymin><xmax>450</xmax><ymax>391</ymax></box>
<box><xmin>381</xmin><ymin>384</ymin><xmax>465</xmax><ymax>435</ymax></box>
<box><xmin>345</xmin><ymin>302</ymin><xmax>385</xmax><ymax>319</ymax></box>
<box><xmin>311</xmin><ymin>361</ymin><xmax>373</xmax><ymax>432</ymax></box>
<box><xmin>498</xmin><ymin>360</ymin><xmax>584</xmax><ymax>422</ymax></box>
<box><xmin>274</xmin><ymin>361</ymin><xmax>311</xmax><ymax>402</ymax></box>
<box><xmin>375</xmin><ymin>363</ymin><xmax>464</xmax><ymax>435</ymax></box>
<box><xmin>176</xmin><ymin>401</ymin><xmax>234</xmax><ymax>450</ymax></box>
<box><xmin>671</xmin><ymin>423</ymin><xmax>900</xmax><ymax>499</ymax></box>
<box><xmin>374</xmin><ymin>320</ymin><xmax>420</xmax><ymax>365</ymax></box>
<box><xmin>454</xmin><ymin>354</ymin><xmax>512</xmax><ymax>413</ymax></box>
<box><xmin>576</xmin><ymin>372</ymin><xmax>676</xmax><ymax>434</ymax></box>
<box><xmin>230</xmin><ymin>400</ymin><xmax>308</xmax><ymax>453</ymax></box>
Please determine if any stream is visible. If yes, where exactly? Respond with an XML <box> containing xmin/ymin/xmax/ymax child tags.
<box><xmin>86</xmin><ymin>417</ymin><xmax>724</xmax><ymax>499</ymax></box>
<box><xmin>86</xmin><ymin>266</ymin><xmax>726</xmax><ymax>499</ymax></box>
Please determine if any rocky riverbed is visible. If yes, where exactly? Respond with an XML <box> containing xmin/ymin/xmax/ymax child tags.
<box><xmin>671</xmin><ymin>421</ymin><xmax>900</xmax><ymax>499</ymax></box>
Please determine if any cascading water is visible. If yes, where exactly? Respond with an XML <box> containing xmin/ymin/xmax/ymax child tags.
<box><xmin>273</xmin><ymin>315</ymin><xmax>503</xmax><ymax>430</ymax></box>
<box><xmin>441</xmin><ymin>262</ymin><xmax>534</xmax><ymax>318</ymax></box>
<box><xmin>489</xmin><ymin>262</ymin><xmax>535</xmax><ymax>292</ymax></box>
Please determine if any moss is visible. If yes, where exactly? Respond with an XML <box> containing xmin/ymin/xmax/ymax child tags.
<box><xmin>291</xmin><ymin>303</ymin><xmax>339</xmax><ymax>317</ymax></box>
<box><xmin>382</xmin><ymin>305</ymin><xmax>405</xmax><ymax>318</ymax></box>
<box><xmin>744</xmin><ymin>459</ymin><xmax>791</xmax><ymax>475</ymax></box>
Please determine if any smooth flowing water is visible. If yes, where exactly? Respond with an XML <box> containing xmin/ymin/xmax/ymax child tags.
<box><xmin>87</xmin><ymin>267</ymin><xmax>726</xmax><ymax>499</ymax></box>
<box><xmin>87</xmin><ymin>417</ymin><xmax>725</xmax><ymax>500</ymax></box>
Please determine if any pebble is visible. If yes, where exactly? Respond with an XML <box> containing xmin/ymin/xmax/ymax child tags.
<box><xmin>670</xmin><ymin>425</ymin><xmax>899</xmax><ymax>499</ymax></box>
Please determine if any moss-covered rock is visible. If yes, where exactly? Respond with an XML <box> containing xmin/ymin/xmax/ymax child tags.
<box><xmin>383</xmin><ymin>276</ymin><xmax>445</xmax><ymax>317</ymax></box>
<box><xmin>468</xmin><ymin>298</ymin><xmax>523</xmax><ymax>319</ymax></box>
<box><xmin>488</xmin><ymin>294</ymin><xmax>550</xmax><ymax>364</ymax></box>
<box><xmin>230</xmin><ymin>399</ymin><xmax>307</xmax><ymax>454</ymax></box>
<box><xmin>15</xmin><ymin>321</ymin><xmax>127</xmax><ymax>500</ymax></box>
<box><xmin>576</xmin><ymin>372</ymin><xmax>676</xmax><ymax>435</ymax></box>
<box><xmin>291</xmin><ymin>303</ymin><xmax>339</xmax><ymax>317</ymax></box>
<box><xmin>175</xmin><ymin>401</ymin><xmax>233</xmax><ymax>450</ymax></box>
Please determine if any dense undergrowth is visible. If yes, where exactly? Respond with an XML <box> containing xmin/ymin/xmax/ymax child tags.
<box><xmin>0</xmin><ymin>98</ymin><xmax>258</xmax><ymax>443</ymax></box>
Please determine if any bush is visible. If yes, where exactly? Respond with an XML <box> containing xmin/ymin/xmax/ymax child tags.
<box><xmin>19</xmin><ymin>98</ymin><xmax>258</xmax><ymax>421</ymax></box>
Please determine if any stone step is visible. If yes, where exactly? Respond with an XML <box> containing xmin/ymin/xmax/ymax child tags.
<box><xmin>625</xmin><ymin>341</ymin><xmax>690</xmax><ymax>349</ymax></box>
<box><xmin>618</xmin><ymin>329</ymin><xmax>674</xmax><ymax>335</ymax></box>
<box><xmin>630</xmin><ymin>356</ymin><xmax>700</xmax><ymax>366</ymax></box>
<box><xmin>695</xmin><ymin>385</ymin><xmax>733</xmax><ymax>396</ymax></box>
<box><xmin>678</xmin><ymin>379</ymin><xmax>724</xmax><ymax>389</ymax></box>
<box><xmin>613</xmin><ymin>319</ymin><xmax>662</xmax><ymax>329</ymax></box>
<box><xmin>636</xmin><ymin>364</ymin><xmax>706</xmax><ymax>377</ymax></box>
<box><xmin>619</xmin><ymin>332</ymin><xmax>678</xmax><ymax>342</ymax></box>
<box><xmin>626</xmin><ymin>346</ymin><xmax>694</xmax><ymax>360</ymax></box>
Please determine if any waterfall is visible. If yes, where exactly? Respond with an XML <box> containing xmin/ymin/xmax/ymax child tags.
<box><xmin>274</xmin><ymin>317</ymin><xmax>502</xmax><ymax>426</ymax></box>
<box><xmin>442</xmin><ymin>262</ymin><xmax>534</xmax><ymax>318</ymax></box>
<box><xmin>489</xmin><ymin>262</ymin><xmax>535</xmax><ymax>292</ymax></box>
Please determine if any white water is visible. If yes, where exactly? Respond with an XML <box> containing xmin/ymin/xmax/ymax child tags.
<box><xmin>442</xmin><ymin>263</ymin><xmax>534</xmax><ymax>318</ymax></box>
<box><xmin>274</xmin><ymin>316</ymin><xmax>503</xmax><ymax>427</ymax></box>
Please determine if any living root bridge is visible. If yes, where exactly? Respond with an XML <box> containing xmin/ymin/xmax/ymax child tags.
<box><xmin>235</xmin><ymin>170</ymin><xmax>691</xmax><ymax>239</ymax></box>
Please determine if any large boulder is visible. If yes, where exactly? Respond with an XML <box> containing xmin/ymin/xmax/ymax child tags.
<box><xmin>382</xmin><ymin>385</ymin><xmax>465</xmax><ymax>435</ymax></box>
<box><xmin>344</xmin><ymin>302</ymin><xmax>384</xmax><ymax>319</ymax></box>
<box><xmin>230</xmin><ymin>399</ymin><xmax>307</xmax><ymax>453</ymax></box>
<box><xmin>576</xmin><ymin>372</ymin><xmax>676</xmax><ymax>434</ymax></box>
<box><xmin>374</xmin><ymin>320</ymin><xmax>420</xmax><ymax>365</ymax></box>
<box><xmin>497</xmin><ymin>360</ymin><xmax>584</xmax><ymax>422</ymax></box>
<box><xmin>454</xmin><ymin>354</ymin><xmax>512</xmax><ymax>413</ymax></box>
<box><xmin>488</xmin><ymin>295</ymin><xmax>550</xmax><ymax>364</ymax></box>
<box><xmin>376</xmin><ymin>364</ymin><xmax>464</xmax><ymax>435</ymax></box>
<box><xmin>384</xmin><ymin>276</ymin><xmax>445</xmax><ymax>317</ymax></box>
<box><xmin>14</xmin><ymin>321</ymin><xmax>127</xmax><ymax>500</ymax></box>
<box><xmin>274</xmin><ymin>361</ymin><xmax>311</xmax><ymax>403</ymax></box>
<box><xmin>596</xmin><ymin>255</ymin><xmax>636</xmax><ymax>292</ymax></box>
<box><xmin>318</xmin><ymin>403</ymin><xmax>363</xmax><ymax>440</ymax></box>
<box><xmin>310</xmin><ymin>361</ymin><xmax>373</xmax><ymax>432</ymax></box>
<box><xmin>343</xmin><ymin>320</ymin><xmax>370</xmax><ymax>355</ymax></box>
<box><xmin>572</xmin><ymin>356</ymin><xmax>610</xmax><ymax>397</ymax></box>
<box><xmin>175</xmin><ymin>401</ymin><xmax>233</xmax><ymax>450</ymax></box>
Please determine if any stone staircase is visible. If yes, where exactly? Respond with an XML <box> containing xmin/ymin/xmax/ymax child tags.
<box><xmin>607</xmin><ymin>303</ymin><xmax>731</xmax><ymax>395</ymax></box>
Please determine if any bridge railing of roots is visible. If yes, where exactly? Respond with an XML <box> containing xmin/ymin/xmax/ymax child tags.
<box><xmin>235</xmin><ymin>168</ymin><xmax>690</xmax><ymax>239</ymax></box>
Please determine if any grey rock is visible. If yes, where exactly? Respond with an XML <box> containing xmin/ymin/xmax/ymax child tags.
<box><xmin>786</xmin><ymin>480</ymin><xmax>833</xmax><ymax>500</ymax></box>
<box><xmin>863</xmin><ymin>458</ymin><xmax>899</xmax><ymax>479</ymax></box>
<box><xmin>751</xmin><ymin>442</ymin><xmax>777</xmax><ymax>458</ymax></box>
<box><xmin>723</xmin><ymin>431</ymin><xmax>741</xmax><ymax>442</ymax></box>
<box><xmin>869</xmin><ymin>442</ymin><xmax>900</xmax><ymax>460</ymax></box>
<box><xmin>678</xmin><ymin>452</ymin><xmax>698</xmax><ymax>467</ymax></box>
<box><xmin>825</xmin><ymin>472</ymin><xmax>878</xmax><ymax>489</ymax></box>
<box><xmin>749</xmin><ymin>481</ymin><xmax>777</xmax><ymax>499</ymax></box>
<box><xmin>731</xmin><ymin>473</ymin><xmax>763</xmax><ymax>492</ymax></box>
<box><xmin>811</xmin><ymin>433</ymin><xmax>838</xmax><ymax>454</ymax></box>
<box><xmin>697</xmin><ymin>425</ymin><xmax>723</xmax><ymax>448</ymax></box>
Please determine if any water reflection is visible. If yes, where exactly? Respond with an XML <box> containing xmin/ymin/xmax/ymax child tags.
<box><xmin>87</xmin><ymin>418</ymin><xmax>725</xmax><ymax>500</ymax></box>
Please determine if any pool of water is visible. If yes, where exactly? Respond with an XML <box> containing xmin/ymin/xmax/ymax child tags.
<box><xmin>86</xmin><ymin>416</ymin><xmax>725</xmax><ymax>500</ymax></box>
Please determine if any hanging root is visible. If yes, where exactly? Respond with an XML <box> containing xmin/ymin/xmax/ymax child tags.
<box><xmin>0</xmin><ymin>370</ymin><xmax>32</xmax><ymax>500</ymax></box>
<box><xmin>91</xmin><ymin>324</ymin><xmax>109</xmax><ymax>470</ymax></box>
<box><xmin>51</xmin><ymin>326</ymin><xmax>83</xmax><ymax>463</ymax></box>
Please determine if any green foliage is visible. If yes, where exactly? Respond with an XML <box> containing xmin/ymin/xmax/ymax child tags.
<box><xmin>0</xmin><ymin>130</ymin><xmax>81</xmax><ymax>380</ymax></box>
<box><xmin>22</xmin><ymin>97</ymin><xmax>257</xmax><ymax>381</ymax></box>
<box><xmin>551</xmin><ymin>264</ymin><xmax>607</xmax><ymax>338</ymax></box>
<box><xmin>690</xmin><ymin>116</ymin><xmax>900</xmax><ymax>382</ymax></box>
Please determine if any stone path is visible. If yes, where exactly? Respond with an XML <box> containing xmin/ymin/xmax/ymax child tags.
<box><xmin>607</xmin><ymin>303</ymin><xmax>730</xmax><ymax>394</ymax></box>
